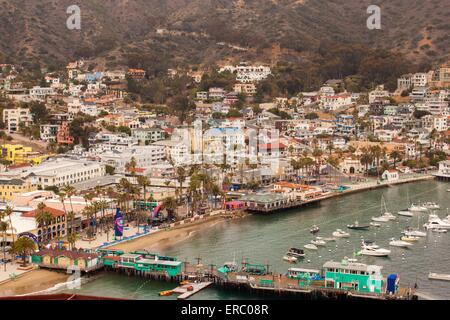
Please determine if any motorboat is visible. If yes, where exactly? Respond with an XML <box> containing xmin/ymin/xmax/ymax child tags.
<box><xmin>400</xmin><ymin>235</ymin><xmax>420</xmax><ymax>242</ymax></box>
<box><xmin>310</xmin><ymin>225</ymin><xmax>320</xmax><ymax>234</ymax></box>
<box><xmin>389</xmin><ymin>238</ymin><xmax>413</xmax><ymax>248</ymax></box>
<box><xmin>311</xmin><ymin>239</ymin><xmax>327</xmax><ymax>246</ymax></box>
<box><xmin>332</xmin><ymin>229</ymin><xmax>350</xmax><ymax>238</ymax></box>
<box><xmin>408</xmin><ymin>203</ymin><xmax>428</xmax><ymax>212</ymax></box>
<box><xmin>347</xmin><ymin>221</ymin><xmax>370</xmax><ymax>230</ymax></box>
<box><xmin>304</xmin><ymin>244</ymin><xmax>318</xmax><ymax>250</ymax></box>
<box><xmin>286</xmin><ymin>248</ymin><xmax>305</xmax><ymax>258</ymax></box>
<box><xmin>397</xmin><ymin>210</ymin><xmax>413</xmax><ymax>217</ymax></box>
<box><xmin>319</xmin><ymin>237</ymin><xmax>336</xmax><ymax>242</ymax></box>
<box><xmin>283</xmin><ymin>255</ymin><xmax>298</xmax><ymax>263</ymax></box>
<box><xmin>359</xmin><ymin>246</ymin><xmax>391</xmax><ymax>257</ymax></box>
<box><xmin>422</xmin><ymin>202</ymin><xmax>440</xmax><ymax>210</ymax></box>
<box><xmin>402</xmin><ymin>227</ymin><xmax>426</xmax><ymax>237</ymax></box>
<box><xmin>423</xmin><ymin>214</ymin><xmax>450</xmax><ymax>230</ymax></box>
<box><xmin>372</xmin><ymin>216</ymin><xmax>390</xmax><ymax>222</ymax></box>
<box><xmin>370</xmin><ymin>222</ymin><xmax>381</xmax><ymax>227</ymax></box>
<box><xmin>361</xmin><ymin>240</ymin><xmax>379</xmax><ymax>249</ymax></box>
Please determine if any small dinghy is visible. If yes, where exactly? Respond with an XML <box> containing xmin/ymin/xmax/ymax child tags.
<box><xmin>310</xmin><ymin>225</ymin><xmax>320</xmax><ymax>234</ymax></box>
<box><xmin>283</xmin><ymin>255</ymin><xmax>298</xmax><ymax>263</ymax></box>
<box><xmin>304</xmin><ymin>244</ymin><xmax>318</xmax><ymax>250</ymax></box>
<box><xmin>332</xmin><ymin>229</ymin><xmax>350</xmax><ymax>238</ymax></box>
<box><xmin>311</xmin><ymin>239</ymin><xmax>326</xmax><ymax>246</ymax></box>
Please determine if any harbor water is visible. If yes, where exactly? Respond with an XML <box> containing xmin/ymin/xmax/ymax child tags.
<box><xmin>64</xmin><ymin>180</ymin><xmax>450</xmax><ymax>300</ymax></box>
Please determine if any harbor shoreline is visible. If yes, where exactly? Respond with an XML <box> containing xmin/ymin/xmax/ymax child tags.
<box><xmin>0</xmin><ymin>175</ymin><xmax>437</xmax><ymax>298</ymax></box>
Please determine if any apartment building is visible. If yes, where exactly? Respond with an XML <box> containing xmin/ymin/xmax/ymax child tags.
<box><xmin>3</xmin><ymin>107</ymin><xmax>32</xmax><ymax>133</ymax></box>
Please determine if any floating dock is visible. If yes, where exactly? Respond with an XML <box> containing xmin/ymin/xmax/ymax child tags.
<box><xmin>172</xmin><ymin>282</ymin><xmax>213</xmax><ymax>300</ymax></box>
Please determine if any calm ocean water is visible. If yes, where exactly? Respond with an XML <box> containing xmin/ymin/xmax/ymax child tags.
<box><xmin>63</xmin><ymin>180</ymin><xmax>450</xmax><ymax>300</ymax></box>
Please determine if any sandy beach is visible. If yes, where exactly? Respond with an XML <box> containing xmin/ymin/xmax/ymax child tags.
<box><xmin>109</xmin><ymin>214</ymin><xmax>230</xmax><ymax>253</ymax></box>
<box><xmin>0</xmin><ymin>269</ymin><xmax>69</xmax><ymax>297</ymax></box>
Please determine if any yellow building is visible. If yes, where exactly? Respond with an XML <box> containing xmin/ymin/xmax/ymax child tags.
<box><xmin>1</xmin><ymin>144</ymin><xmax>50</xmax><ymax>165</ymax></box>
<box><xmin>0</xmin><ymin>178</ymin><xmax>37</xmax><ymax>201</ymax></box>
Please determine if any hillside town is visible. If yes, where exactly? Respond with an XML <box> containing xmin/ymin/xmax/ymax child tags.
<box><xmin>0</xmin><ymin>58</ymin><xmax>449</xmax><ymax>281</ymax></box>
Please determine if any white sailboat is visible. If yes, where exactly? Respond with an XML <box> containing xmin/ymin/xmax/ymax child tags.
<box><xmin>372</xmin><ymin>196</ymin><xmax>395</xmax><ymax>222</ymax></box>
<box><xmin>422</xmin><ymin>202</ymin><xmax>440</xmax><ymax>210</ymax></box>
<box><xmin>304</xmin><ymin>244</ymin><xmax>318</xmax><ymax>250</ymax></box>
<box><xmin>397</xmin><ymin>209</ymin><xmax>413</xmax><ymax>217</ymax></box>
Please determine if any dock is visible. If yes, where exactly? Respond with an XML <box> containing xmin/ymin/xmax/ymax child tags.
<box><xmin>172</xmin><ymin>282</ymin><xmax>213</xmax><ymax>300</ymax></box>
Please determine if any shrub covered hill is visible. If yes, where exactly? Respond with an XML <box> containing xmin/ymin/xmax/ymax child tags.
<box><xmin>0</xmin><ymin>0</ymin><xmax>448</xmax><ymax>79</ymax></box>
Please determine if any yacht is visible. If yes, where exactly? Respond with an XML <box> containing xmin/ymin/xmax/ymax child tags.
<box><xmin>422</xmin><ymin>202</ymin><xmax>440</xmax><ymax>210</ymax></box>
<box><xmin>361</xmin><ymin>240</ymin><xmax>379</xmax><ymax>249</ymax></box>
<box><xmin>286</xmin><ymin>248</ymin><xmax>305</xmax><ymax>258</ymax></box>
<box><xmin>389</xmin><ymin>238</ymin><xmax>413</xmax><ymax>248</ymax></box>
<box><xmin>423</xmin><ymin>214</ymin><xmax>450</xmax><ymax>230</ymax></box>
<box><xmin>402</xmin><ymin>228</ymin><xmax>427</xmax><ymax>237</ymax></box>
<box><xmin>311</xmin><ymin>239</ymin><xmax>327</xmax><ymax>247</ymax></box>
<box><xmin>347</xmin><ymin>221</ymin><xmax>370</xmax><ymax>230</ymax></box>
<box><xmin>359</xmin><ymin>246</ymin><xmax>391</xmax><ymax>257</ymax></box>
<box><xmin>332</xmin><ymin>229</ymin><xmax>350</xmax><ymax>238</ymax></box>
<box><xmin>383</xmin><ymin>212</ymin><xmax>397</xmax><ymax>221</ymax></box>
<box><xmin>304</xmin><ymin>244</ymin><xmax>318</xmax><ymax>250</ymax></box>
<box><xmin>397</xmin><ymin>210</ymin><xmax>414</xmax><ymax>217</ymax></box>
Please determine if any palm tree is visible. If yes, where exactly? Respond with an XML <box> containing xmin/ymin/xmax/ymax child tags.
<box><xmin>137</xmin><ymin>175</ymin><xmax>151</xmax><ymax>204</ymax></box>
<box><xmin>82</xmin><ymin>205</ymin><xmax>95</xmax><ymax>241</ymax></box>
<box><xmin>11</xmin><ymin>237</ymin><xmax>36</xmax><ymax>267</ymax></box>
<box><xmin>360</xmin><ymin>149</ymin><xmax>373</xmax><ymax>177</ymax></box>
<box><xmin>162</xmin><ymin>197</ymin><xmax>177</xmax><ymax>220</ymax></box>
<box><xmin>3</xmin><ymin>206</ymin><xmax>15</xmax><ymax>246</ymax></box>
<box><xmin>210</xmin><ymin>184</ymin><xmax>223</xmax><ymax>209</ymax></box>
<box><xmin>0</xmin><ymin>220</ymin><xmax>9</xmax><ymax>271</ymax></box>
<box><xmin>390</xmin><ymin>150</ymin><xmax>402</xmax><ymax>168</ymax></box>
<box><xmin>62</xmin><ymin>185</ymin><xmax>76</xmax><ymax>214</ymax></box>
<box><xmin>175</xmin><ymin>167</ymin><xmax>187</xmax><ymax>203</ymax></box>
<box><xmin>67</xmin><ymin>232</ymin><xmax>77</xmax><ymax>250</ymax></box>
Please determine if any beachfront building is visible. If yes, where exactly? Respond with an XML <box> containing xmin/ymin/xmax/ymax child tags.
<box><xmin>381</xmin><ymin>169</ymin><xmax>400</xmax><ymax>182</ymax></box>
<box><xmin>239</xmin><ymin>193</ymin><xmax>291</xmax><ymax>212</ymax></box>
<box><xmin>435</xmin><ymin>160</ymin><xmax>450</xmax><ymax>181</ymax></box>
<box><xmin>31</xmin><ymin>249</ymin><xmax>101</xmax><ymax>272</ymax></box>
<box><xmin>323</xmin><ymin>261</ymin><xmax>384</xmax><ymax>294</ymax></box>
<box><xmin>22</xmin><ymin>206</ymin><xmax>67</xmax><ymax>243</ymax></box>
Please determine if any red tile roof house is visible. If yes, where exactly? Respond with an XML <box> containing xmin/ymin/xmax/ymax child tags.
<box><xmin>31</xmin><ymin>249</ymin><xmax>101</xmax><ymax>272</ymax></box>
<box><xmin>22</xmin><ymin>206</ymin><xmax>67</xmax><ymax>243</ymax></box>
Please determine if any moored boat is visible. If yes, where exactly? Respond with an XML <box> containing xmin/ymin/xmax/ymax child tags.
<box><xmin>310</xmin><ymin>225</ymin><xmax>320</xmax><ymax>234</ymax></box>
<box><xmin>347</xmin><ymin>221</ymin><xmax>370</xmax><ymax>230</ymax></box>
<box><xmin>402</xmin><ymin>228</ymin><xmax>426</xmax><ymax>237</ymax></box>
<box><xmin>389</xmin><ymin>238</ymin><xmax>413</xmax><ymax>248</ymax></box>
<box><xmin>370</xmin><ymin>222</ymin><xmax>381</xmax><ymax>227</ymax></box>
<box><xmin>422</xmin><ymin>202</ymin><xmax>440</xmax><ymax>210</ymax></box>
<box><xmin>332</xmin><ymin>229</ymin><xmax>350</xmax><ymax>238</ymax></box>
<box><xmin>423</xmin><ymin>214</ymin><xmax>450</xmax><ymax>230</ymax></box>
<box><xmin>400</xmin><ymin>235</ymin><xmax>420</xmax><ymax>242</ymax></box>
<box><xmin>408</xmin><ymin>203</ymin><xmax>428</xmax><ymax>212</ymax></box>
<box><xmin>359</xmin><ymin>247</ymin><xmax>391</xmax><ymax>257</ymax></box>
<box><xmin>372</xmin><ymin>216</ymin><xmax>390</xmax><ymax>222</ymax></box>
<box><xmin>304</xmin><ymin>244</ymin><xmax>318</xmax><ymax>250</ymax></box>
<box><xmin>286</xmin><ymin>248</ymin><xmax>305</xmax><ymax>258</ymax></box>
<box><xmin>311</xmin><ymin>239</ymin><xmax>326</xmax><ymax>246</ymax></box>
<box><xmin>428</xmin><ymin>273</ymin><xmax>450</xmax><ymax>281</ymax></box>
<box><xmin>283</xmin><ymin>255</ymin><xmax>298</xmax><ymax>263</ymax></box>
<box><xmin>397</xmin><ymin>210</ymin><xmax>413</xmax><ymax>217</ymax></box>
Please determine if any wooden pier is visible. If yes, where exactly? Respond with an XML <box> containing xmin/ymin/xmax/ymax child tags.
<box><xmin>172</xmin><ymin>282</ymin><xmax>213</xmax><ymax>300</ymax></box>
